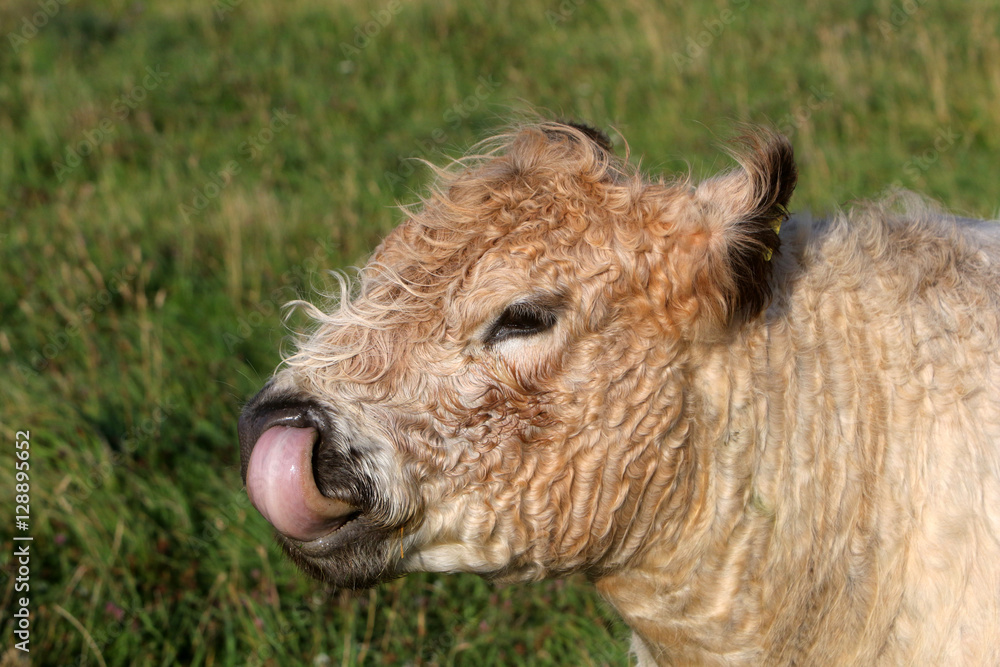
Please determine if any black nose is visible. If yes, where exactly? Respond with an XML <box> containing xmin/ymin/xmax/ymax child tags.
<box><xmin>237</xmin><ymin>385</ymin><xmax>331</xmax><ymax>483</ymax></box>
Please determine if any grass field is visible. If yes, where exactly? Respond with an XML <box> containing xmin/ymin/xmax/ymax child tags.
<box><xmin>0</xmin><ymin>0</ymin><xmax>997</xmax><ymax>664</ymax></box>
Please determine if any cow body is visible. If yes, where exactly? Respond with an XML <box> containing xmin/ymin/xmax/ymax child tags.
<box><xmin>602</xmin><ymin>201</ymin><xmax>1000</xmax><ymax>664</ymax></box>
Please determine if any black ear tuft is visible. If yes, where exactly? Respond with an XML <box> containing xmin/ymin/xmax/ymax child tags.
<box><xmin>728</xmin><ymin>130</ymin><xmax>797</xmax><ymax>233</ymax></box>
<box><xmin>727</xmin><ymin>130</ymin><xmax>797</xmax><ymax>321</ymax></box>
<box><xmin>695</xmin><ymin>129</ymin><xmax>797</xmax><ymax>325</ymax></box>
<box><xmin>552</xmin><ymin>119</ymin><xmax>614</xmax><ymax>152</ymax></box>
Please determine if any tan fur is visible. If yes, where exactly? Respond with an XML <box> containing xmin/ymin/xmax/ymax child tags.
<box><xmin>249</xmin><ymin>121</ymin><xmax>1000</xmax><ymax>664</ymax></box>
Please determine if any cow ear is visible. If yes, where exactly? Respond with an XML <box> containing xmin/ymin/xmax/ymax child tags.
<box><xmin>686</xmin><ymin>129</ymin><xmax>797</xmax><ymax>330</ymax></box>
<box><xmin>556</xmin><ymin>120</ymin><xmax>614</xmax><ymax>152</ymax></box>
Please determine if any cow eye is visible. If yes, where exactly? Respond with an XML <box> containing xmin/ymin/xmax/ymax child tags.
<box><xmin>484</xmin><ymin>299</ymin><xmax>560</xmax><ymax>346</ymax></box>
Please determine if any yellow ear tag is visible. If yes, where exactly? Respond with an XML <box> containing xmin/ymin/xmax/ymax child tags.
<box><xmin>763</xmin><ymin>207</ymin><xmax>786</xmax><ymax>262</ymax></box>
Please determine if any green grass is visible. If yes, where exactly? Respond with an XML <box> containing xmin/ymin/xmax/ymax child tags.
<box><xmin>0</xmin><ymin>0</ymin><xmax>997</xmax><ymax>664</ymax></box>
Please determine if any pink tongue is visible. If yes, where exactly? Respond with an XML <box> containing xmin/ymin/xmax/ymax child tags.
<box><xmin>245</xmin><ymin>426</ymin><xmax>355</xmax><ymax>542</ymax></box>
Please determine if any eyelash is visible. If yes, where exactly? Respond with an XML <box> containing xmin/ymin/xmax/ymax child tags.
<box><xmin>484</xmin><ymin>301</ymin><xmax>559</xmax><ymax>346</ymax></box>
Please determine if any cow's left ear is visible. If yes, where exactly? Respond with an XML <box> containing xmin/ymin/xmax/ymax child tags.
<box><xmin>685</xmin><ymin>129</ymin><xmax>797</xmax><ymax>330</ymax></box>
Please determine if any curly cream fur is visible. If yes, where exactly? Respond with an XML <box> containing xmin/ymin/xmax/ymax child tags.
<box><xmin>265</xmin><ymin>122</ymin><xmax>1000</xmax><ymax>665</ymax></box>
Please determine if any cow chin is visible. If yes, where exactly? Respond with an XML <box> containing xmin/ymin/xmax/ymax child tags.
<box><xmin>276</xmin><ymin>519</ymin><xmax>404</xmax><ymax>589</ymax></box>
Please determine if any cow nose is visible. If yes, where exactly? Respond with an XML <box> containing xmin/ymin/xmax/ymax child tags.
<box><xmin>238</xmin><ymin>391</ymin><xmax>357</xmax><ymax>542</ymax></box>
<box><xmin>238</xmin><ymin>395</ymin><xmax>320</xmax><ymax>483</ymax></box>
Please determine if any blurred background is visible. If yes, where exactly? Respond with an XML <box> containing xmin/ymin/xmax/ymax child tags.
<box><xmin>0</xmin><ymin>0</ymin><xmax>997</xmax><ymax>664</ymax></box>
